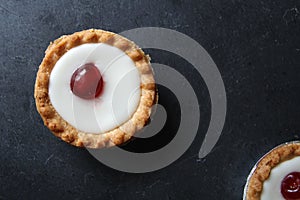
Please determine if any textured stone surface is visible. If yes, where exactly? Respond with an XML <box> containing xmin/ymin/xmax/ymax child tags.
<box><xmin>0</xmin><ymin>0</ymin><xmax>299</xmax><ymax>199</ymax></box>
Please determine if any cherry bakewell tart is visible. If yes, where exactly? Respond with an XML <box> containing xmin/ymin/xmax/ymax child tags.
<box><xmin>34</xmin><ymin>29</ymin><xmax>157</xmax><ymax>148</ymax></box>
<box><xmin>244</xmin><ymin>141</ymin><xmax>300</xmax><ymax>200</ymax></box>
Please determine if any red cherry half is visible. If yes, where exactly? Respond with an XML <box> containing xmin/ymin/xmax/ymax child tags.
<box><xmin>281</xmin><ymin>172</ymin><xmax>300</xmax><ymax>200</ymax></box>
<box><xmin>70</xmin><ymin>63</ymin><xmax>103</xmax><ymax>99</ymax></box>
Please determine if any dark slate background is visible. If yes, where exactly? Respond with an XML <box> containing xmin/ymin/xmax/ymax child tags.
<box><xmin>0</xmin><ymin>0</ymin><xmax>299</xmax><ymax>199</ymax></box>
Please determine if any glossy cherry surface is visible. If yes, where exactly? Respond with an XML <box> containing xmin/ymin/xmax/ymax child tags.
<box><xmin>281</xmin><ymin>172</ymin><xmax>300</xmax><ymax>200</ymax></box>
<box><xmin>70</xmin><ymin>63</ymin><xmax>103</xmax><ymax>99</ymax></box>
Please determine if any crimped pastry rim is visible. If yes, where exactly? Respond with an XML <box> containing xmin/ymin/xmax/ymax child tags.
<box><xmin>34</xmin><ymin>29</ymin><xmax>156</xmax><ymax>148</ymax></box>
<box><xmin>243</xmin><ymin>141</ymin><xmax>300</xmax><ymax>200</ymax></box>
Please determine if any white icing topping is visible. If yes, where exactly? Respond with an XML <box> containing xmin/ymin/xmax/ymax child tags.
<box><xmin>49</xmin><ymin>43</ymin><xmax>141</xmax><ymax>133</ymax></box>
<box><xmin>261</xmin><ymin>156</ymin><xmax>300</xmax><ymax>200</ymax></box>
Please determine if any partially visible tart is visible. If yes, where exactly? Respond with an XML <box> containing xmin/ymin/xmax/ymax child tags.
<box><xmin>34</xmin><ymin>29</ymin><xmax>156</xmax><ymax>148</ymax></box>
<box><xmin>244</xmin><ymin>141</ymin><xmax>300</xmax><ymax>200</ymax></box>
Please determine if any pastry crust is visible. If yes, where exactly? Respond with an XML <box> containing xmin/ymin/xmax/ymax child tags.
<box><xmin>244</xmin><ymin>142</ymin><xmax>300</xmax><ymax>200</ymax></box>
<box><xmin>34</xmin><ymin>29</ymin><xmax>156</xmax><ymax>148</ymax></box>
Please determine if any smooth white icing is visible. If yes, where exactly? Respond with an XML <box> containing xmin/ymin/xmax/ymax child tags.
<box><xmin>49</xmin><ymin>43</ymin><xmax>141</xmax><ymax>133</ymax></box>
<box><xmin>261</xmin><ymin>156</ymin><xmax>300</xmax><ymax>200</ymax></box>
